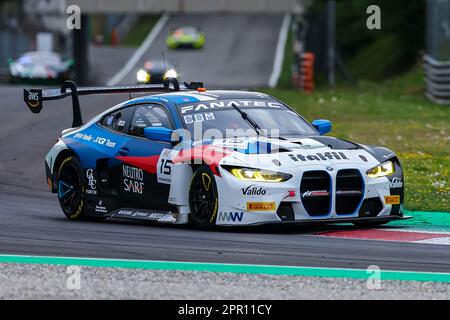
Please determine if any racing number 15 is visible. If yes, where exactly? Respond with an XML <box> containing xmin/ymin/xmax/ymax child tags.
<box><xmin>160</xmin><ymin>159</ymin><xmax>172</xmax><ymax>175</ymax></box>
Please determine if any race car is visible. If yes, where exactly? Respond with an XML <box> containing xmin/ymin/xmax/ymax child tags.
<box><xmin>8</xmin><ymin>51</ymin><xmax>74</xmax><ymax>83</ymax></box>
<box><xmin>24</xmin><ymin>79</ymin><xmax>407</xmax><ymax>228</ymax></box>
<box><xmin>166</xmin><ymin>26</ymin><xmax>205</xmax><ymax>49</ymax></box>
<box><xmin>136</xmin><ymin>59</ymin><xmax>178</xmax><ymax>84</ymax></box>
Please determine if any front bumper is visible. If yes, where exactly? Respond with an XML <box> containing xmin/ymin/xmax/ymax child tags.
<box><xmin>233</xmin><ymin>215</ymin><xmax>411</xmax><ymax>227</ymax></box>
<box><xmin>215</xmin><ymin>164</ymin><xmax>404</xmax><ymax>226</ymax></box>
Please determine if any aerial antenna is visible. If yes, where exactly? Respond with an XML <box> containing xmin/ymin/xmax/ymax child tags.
<box><xmin>128</xmin><ymin>91</ymin><xmax>132</xmax><ymax>100</ymax></box>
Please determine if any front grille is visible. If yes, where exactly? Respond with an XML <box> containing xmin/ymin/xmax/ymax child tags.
<box><xmin>336</xmin><ymin>169</ymin><xmax>364</xmax><ymax>214</ymax></box>
<box><xmin>300</xmin><ymin>171</ymin><xmax>331</xmax><ymax>216</ymax></box>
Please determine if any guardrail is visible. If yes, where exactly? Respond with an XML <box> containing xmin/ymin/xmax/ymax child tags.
<box><xmin>27</xmin><ymin>0</ymin><xmax>305</xmax><ymax>14</ymax></box>
<box><xmin>424</xmin><ymin>54</ymin><xmax>450</xmax><ymax>105</ymax></box>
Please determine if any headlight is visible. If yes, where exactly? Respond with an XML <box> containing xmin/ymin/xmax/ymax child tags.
<box><xmin>227</xmin><ymin>167</ymin><xmax>292</xmax><ymax>183</ymax></box>
<box><xmin>137</xmin><ymin>69</ymin><xmax>150</xmax><ymax>82</ymax></box>
<box><xmin>366</xmin><ymin>161</ymin><xmax>395</xmax><ymax>178</ymax></box>
<box><xmin>163</xmin><ymin>68</ymin><xmax>178</xmax><ymax>80</ymax></box>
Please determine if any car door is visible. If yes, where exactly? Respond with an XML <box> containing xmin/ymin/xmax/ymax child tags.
<box><xmin>111</xmin><ymin>103</ymin><xmax>175</xmax><ymax>210</ymax></box>
<box><xmin>94</xmin><ymin>105</ymin><xmax>135</xmax><ymax>198</ymax></box>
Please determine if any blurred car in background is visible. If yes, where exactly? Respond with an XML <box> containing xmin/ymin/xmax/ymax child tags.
<box><xmin>136</xmin><ymin>59</ymin><xmax>178</xmax><ymax>84</ymax></box>
<box><xmin>8</xmin><ymin>51</ymin><xmax>74</xmax><ymax>84</ymax></box>
<box><xmin>166</xmin><ymin>26</ymin><xmax>205</xmax><ymax>49</ymax></box>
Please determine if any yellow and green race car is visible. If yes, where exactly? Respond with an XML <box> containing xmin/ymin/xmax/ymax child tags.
<box><xmin>166</xmin><ymin>26</ymin><xmax>205</xmax><ymax>49</ymax></box>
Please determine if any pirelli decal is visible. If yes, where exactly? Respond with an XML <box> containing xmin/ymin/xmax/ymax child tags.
<box><xmin>247</xmin><ymin>202</ymin><xmax>276</xmax><ymax>212</ymax></box>
<box><xmin>384</xmin><ymin>195</ymin><xmax>400</xmax><ymax>205</ymax></box>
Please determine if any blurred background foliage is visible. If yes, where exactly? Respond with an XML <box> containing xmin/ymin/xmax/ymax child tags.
<box><xmin>311</xmin><ymin>0</ymin><xmax>425</xmax><ymax>81</ymax></box>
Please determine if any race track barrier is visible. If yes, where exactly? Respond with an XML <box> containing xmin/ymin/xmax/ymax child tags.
<box><xmin>297</xmin><ymin>52</ymin><xmax>315</xmax><ymax>94</ymax></box>
<box><xmin>424</xmin><ymin>54</ymin><xmax>450</xmax><ymax>105</ymax></box>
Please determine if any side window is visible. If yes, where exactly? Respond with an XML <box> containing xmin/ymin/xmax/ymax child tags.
<box><xmin>129</xmin><ymin>104</ymin><xmax>174</xmax><ymax>138</ymax></box>
<box><xmin>100</xmin><ymin>107</ymin><xmax>134</xmax><ymax>133</ymax></box>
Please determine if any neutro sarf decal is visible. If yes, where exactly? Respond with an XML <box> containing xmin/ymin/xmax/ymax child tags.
<box><xmin>123</xmin><ymin>165</ymin><xmax>144</xmax><ymax>194</ymax></box>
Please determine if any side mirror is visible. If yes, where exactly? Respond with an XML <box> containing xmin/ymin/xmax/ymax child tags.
<box><xmin>144</xmin><ymin>127</ymin><xmax>177</xmax><ymax>143</ymax></box>
<box><xmin>312</xmin><ymin>119</ymin><xmax>332</xmax><ymax>135</ymax></box>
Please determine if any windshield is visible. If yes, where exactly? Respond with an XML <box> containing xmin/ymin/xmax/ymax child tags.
<box><xmin>177</xmin><ymin>98</ymin><xmax>317</xmax><ymax>139</ymax></box>
<box><xmin>174</xmin><ymin>27</ymin><xmax>198</xmax><ymax>37</ymax></box>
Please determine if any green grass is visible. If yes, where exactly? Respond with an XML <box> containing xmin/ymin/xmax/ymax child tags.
<box><xmin>121</xmin><ymin>15</ymin><xmax>160</xmax><ymax>47</ymax></box>
<box><xmin>264</xmin><ymin>67</ymin><xmax>450</xmax><ymax>212</ymax></box>
<box><xmin>346</xmin><ymin>34</ymin><xmax>405</xmax><ymax>81</ymax></box>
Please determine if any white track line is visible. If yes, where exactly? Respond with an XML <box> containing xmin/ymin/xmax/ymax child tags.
<box><xmin>415</xmin><ymin>237</ymin><xmax>450</xmax><ymax>245</ymax></box>
<box><xmin>376</xmin><ymin>228</ymin><xmax>450</xmax><ymax>235</ymax></box>
<box><xmin>268</xmin><ymin>14</ymin><xmax>291</xmax><ymax>88</ymax></box>
<box><xmin>107</xmin><ymin>14</ymin><xmax>170</xmax><ymax>86</ymax></box>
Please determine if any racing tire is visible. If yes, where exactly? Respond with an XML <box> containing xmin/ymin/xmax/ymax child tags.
<box><xmin>353</xmin><ymin>221</ymin><xmax>388</xmax><ymax>228</ymax></box>
<box><xmin>56</xmin><ymin>156</ymin><xmax>104</xmax><ymax>222</ymax></box>
<box><xmin>188</xmin><ymin>166</ymin><xmax>219</xmax><ymax>229</ymax></box>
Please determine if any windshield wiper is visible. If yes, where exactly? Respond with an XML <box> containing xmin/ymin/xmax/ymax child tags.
<box><xmin>230</xmin><ymin>102</ymin><xmax>262</xmax><ymax>136</ymax></box>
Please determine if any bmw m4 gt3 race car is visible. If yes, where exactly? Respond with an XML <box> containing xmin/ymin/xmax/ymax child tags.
<box><xmin>24</xmin><ymin>79</ymin><xmax>407</xmax><ymax>228</ymax></box>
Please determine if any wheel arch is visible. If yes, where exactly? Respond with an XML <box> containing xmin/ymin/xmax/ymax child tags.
<box><xmin>51</xmin><ymin>148</ymin><xmax>79</xmax><ymax>193</ymax></box>
<box><xmin>168</xmin><ymin>160</ymin><xmax>215</xmax><ymax>212</ymax></box>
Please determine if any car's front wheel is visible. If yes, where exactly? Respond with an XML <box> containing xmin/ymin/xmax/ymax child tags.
<box><xmin>189</xmin><ymin>166</ymin><xmax>219</xmax><ymax>229</ymax></box>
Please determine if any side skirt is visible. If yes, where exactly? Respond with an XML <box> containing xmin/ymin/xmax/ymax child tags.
<box><xmin>107</xmin><ymin>208</ymin><xmax>183</xmax><ymax>224</ymax></box>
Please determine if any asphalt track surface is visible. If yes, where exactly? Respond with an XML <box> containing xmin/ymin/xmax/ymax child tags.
<box><xmin>117</xmin><ymin>14</ymin><xmax>284</xmax><ymax>88</ymax></box>
<box><xmin>1</xmin><ymin>83</ymin><xmax>450</xmax><ymax>274</ymax></box>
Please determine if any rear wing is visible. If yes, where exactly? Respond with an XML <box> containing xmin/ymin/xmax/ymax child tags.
<box><xmin>24</xmin><ymin>79</ymin><xmax>203</xmax><ymax>127</ymax></box>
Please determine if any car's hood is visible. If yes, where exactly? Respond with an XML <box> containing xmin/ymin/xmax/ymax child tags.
<box><xmin>191</xmin><ymin>136</ymin><xmax>382</xmax><ymax>170</ymax></box>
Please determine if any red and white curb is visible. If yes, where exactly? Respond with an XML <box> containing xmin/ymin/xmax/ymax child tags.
<box><xmin>315</xmin><ymin>229</ymin><xmax>450</xmax><ymax>245</ymax></box>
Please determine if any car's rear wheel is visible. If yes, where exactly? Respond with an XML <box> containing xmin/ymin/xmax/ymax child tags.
<box><xmin>56</xmin><ymin>156</ymin><xmax>89</xmax><ymax>221</ymax></box>
<box><xmin>189</xmin><ymin>166</ymin><xmax>218</xmax><ymax>229</ymax></box>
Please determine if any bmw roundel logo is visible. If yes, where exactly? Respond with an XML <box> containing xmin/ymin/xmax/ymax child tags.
<box><xmin>326</xmin><ymin>166</ymin><xmax>334</xmax><ymax>171</ymax></box>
